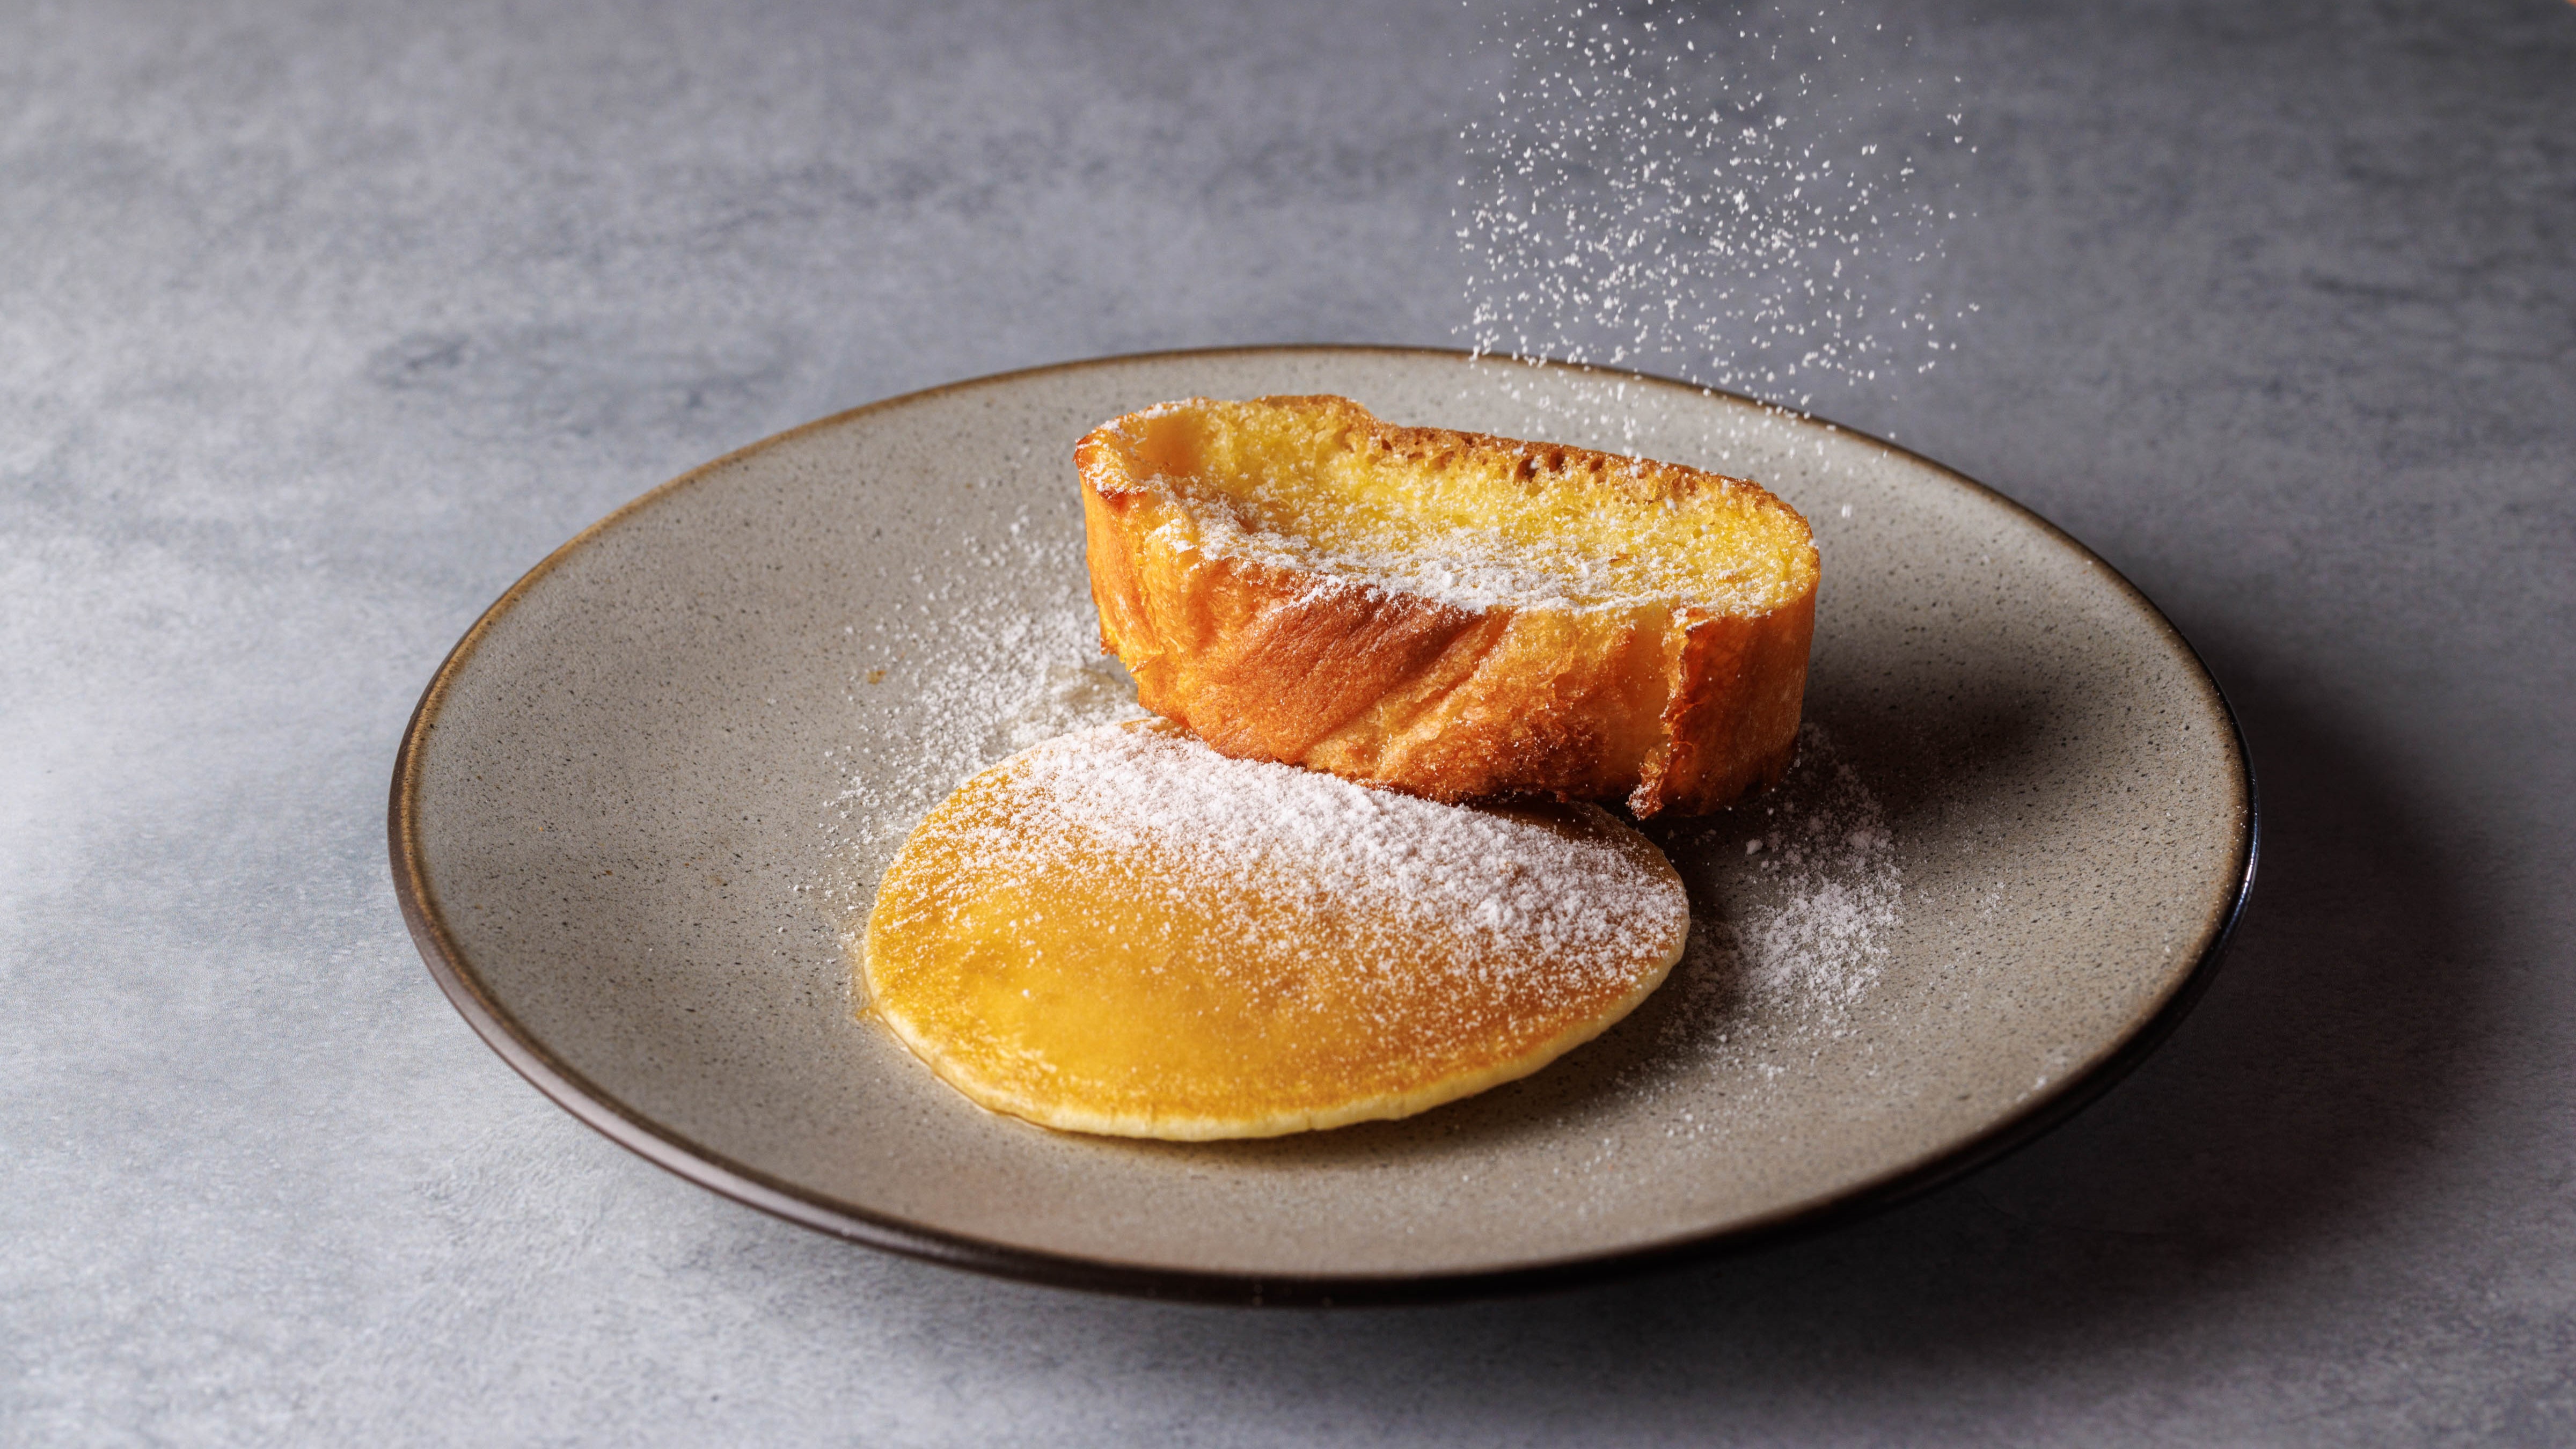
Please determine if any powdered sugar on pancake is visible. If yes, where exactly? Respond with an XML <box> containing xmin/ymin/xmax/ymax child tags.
<box><xmin>949</xmin><ymin>720</ymin><xmax>1689</xmax><ymax>992</ymax></box>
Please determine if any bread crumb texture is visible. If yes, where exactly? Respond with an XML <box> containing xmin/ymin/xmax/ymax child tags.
<box><xmin>1079</xmin><ymin>395</ymin><xmax>1819</xmax><ymax>817</ymax></box>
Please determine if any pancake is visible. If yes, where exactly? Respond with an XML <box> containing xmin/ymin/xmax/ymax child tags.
<box><xmin>859</xmin><ymin>719</ymin><xmax>1691</xmax><ymax>1139</ymax></box>
<box><xmin>1079</xmin><ymin>394</ymin><xmax>1818</xmax><ymax>817</ymax></box>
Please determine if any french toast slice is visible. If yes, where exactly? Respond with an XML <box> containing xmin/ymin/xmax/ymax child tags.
<box><xmin>1078</xmin><ymin>395</ymin><xmax>1818</xmax><ymax>817</ymax></box>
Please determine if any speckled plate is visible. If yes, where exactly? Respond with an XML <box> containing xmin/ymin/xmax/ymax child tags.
<box><xmin>391</xmin><ymin>346</ymin><xmax>2253</xmax><ymax>1304</ymax></box>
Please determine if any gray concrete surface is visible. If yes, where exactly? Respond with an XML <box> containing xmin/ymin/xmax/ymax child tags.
<box><xmin>4</xmin><ymin>0</ymin><xmax>2571</xmax><ymax>1442</ymax></box>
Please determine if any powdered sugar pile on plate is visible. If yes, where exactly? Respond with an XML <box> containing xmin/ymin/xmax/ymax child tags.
<box><xmin>1641</xmin><ymin>722</ymin><xmax>1904</xmax><ymax>1099</ymax></box>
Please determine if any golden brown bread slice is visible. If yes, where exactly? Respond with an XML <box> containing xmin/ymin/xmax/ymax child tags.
<box><xmin>1078</xmin><ymin>395</ymin><xmax>1818</xmax><ymax>817</ymax></box>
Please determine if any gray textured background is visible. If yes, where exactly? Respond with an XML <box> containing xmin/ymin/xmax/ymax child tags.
<box><xmin>5</xmin><ymin>0</ymin><xmax>2571</xmax><ymax>1443</ymax></box>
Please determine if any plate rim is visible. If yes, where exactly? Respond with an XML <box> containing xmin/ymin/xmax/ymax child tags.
<box><xmin>388</xmin><ymin>343</ymin><xmax>2258</xmax><ymax>1306</ymax></box>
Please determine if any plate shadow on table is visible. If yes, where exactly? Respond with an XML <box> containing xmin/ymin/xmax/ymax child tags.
<box><xmin>612</xmin><ymin>617</ymin><xmax>2485</xmax><ymax>1432</ymax></box>
<box><xmin>890</xmin><ymin>624</ymin><xmax>2487</xmax><ymax>1400</ymax></box>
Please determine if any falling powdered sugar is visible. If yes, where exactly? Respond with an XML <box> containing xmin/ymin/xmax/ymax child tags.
<box><xmin>1457</xmin><ymin>0</ymin><xmax>1973</xmax><ymax>428</ymax></box>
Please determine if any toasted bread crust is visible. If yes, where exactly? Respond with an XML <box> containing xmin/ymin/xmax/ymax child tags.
<box><xmin>1078</xmin><ymin>396</ymin><xmax>1817</xmax><ymax>818</ymax></box>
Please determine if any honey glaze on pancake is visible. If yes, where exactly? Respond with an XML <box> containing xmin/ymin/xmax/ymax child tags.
<box><xmin>859</xmin><ymin>719</ymin><xmax>1690</xmax><ymax>1139</ymax></box>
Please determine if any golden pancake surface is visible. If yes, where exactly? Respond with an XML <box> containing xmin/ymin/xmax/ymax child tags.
<box><xmin>859</xmin><ymin>719</ymin><xmax>1690</xmax><ymax>1139</ymax></box>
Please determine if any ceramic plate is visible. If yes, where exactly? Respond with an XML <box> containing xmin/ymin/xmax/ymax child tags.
<box><xmin>391</xmin><ymin>347</ymin><xmax>2253</xmax><ymax>1302</ymax></box>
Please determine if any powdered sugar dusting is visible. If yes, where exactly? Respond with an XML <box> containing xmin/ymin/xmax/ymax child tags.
<box><xmin>1152</xmin><ymin>487</ymin><xmax>1788</xmax><ymax>619</ymax></box>
<box><xmin>1158</xmin><ymin>501</ymin><xmax>1612</xmax><ymax>615</ymax></box>
<box><xmin>1116</xmin><ymin>402</ymin><xmax>1807</xmax><ymax>618</ymax></box>
<box><xmin>814</xmin><ymin>524</ymin><xmax>1144</xmax><ymax>916</ymax></box>
<box><xmin>1724</xmin><ymin>726</ymin><xmax>1899</xmax><ymax>1016</ymax></box>
<box><xmin>1641</xmin><ymin>723</ymin><xmax>1903</xmax><ymax>1099</ymax></box>
<box><xmin>949</xmin><ymin>721</ymin><xmax>1687</xmax><ymax>992</ymax></box>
